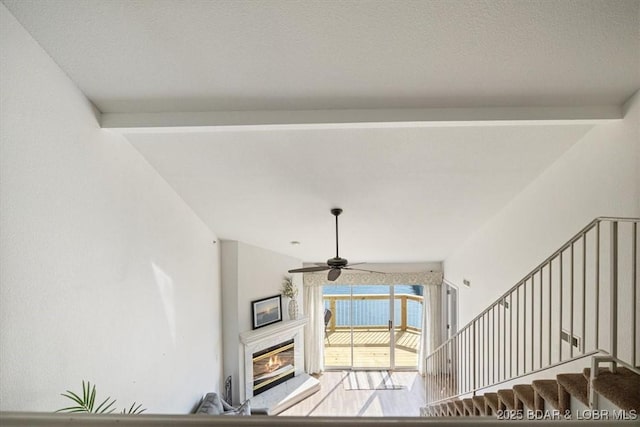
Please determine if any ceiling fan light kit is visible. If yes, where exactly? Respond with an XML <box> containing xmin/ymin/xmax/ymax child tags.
<box><xmin>288</xmin><ymin>208</ymin><xmax>384</xmax><ymax>281</ymax></box>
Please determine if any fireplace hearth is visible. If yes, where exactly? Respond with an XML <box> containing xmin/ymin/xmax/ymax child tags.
<box><xmin>252</xmin><ymin>339</ymin><xmax>295</xmax><ymax>396</ymax></box>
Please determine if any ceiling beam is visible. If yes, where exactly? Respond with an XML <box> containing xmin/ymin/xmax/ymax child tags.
<box><xmin>101</xmin><ymin>105</ymin><xmax>622</xmax><ymax>133</ymax></box>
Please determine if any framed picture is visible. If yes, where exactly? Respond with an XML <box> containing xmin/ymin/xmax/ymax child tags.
<box><xmin>251</xmin><ymin>295</ymin><xmax>282</xmax><ymax>329</ymax></box>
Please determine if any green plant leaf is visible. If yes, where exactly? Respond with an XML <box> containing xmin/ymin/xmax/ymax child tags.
<box><xmin>61</xmin><ymin>391</ymin><xmax>84</xmax><ymax>407</ymax></box>
<box><xmin>82</xmin><ymin>381</ymin><xmax>89</xmax><ymax>407</ymax></box>
<box><xmin>57</xmin><ymin>380</ymin><xmax>140</xmax><ymax>415</ymax></box>
<box><xmin>122</xmin><ymin>402</ymin><xmax>146</xmax><ymax>414</ymax></box>
<box><xmin>89</xmin><ymin>385</ymin><xmax>97</xmax><ymax>411</ymax></box>
<box><xmin>94</xmin><ymin>395</ymin><xmax>116</xmax><ymax>414</ymax></box>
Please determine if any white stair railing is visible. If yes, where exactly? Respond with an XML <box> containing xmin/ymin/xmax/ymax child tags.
<box><xmin>425</xmin><ymin>217</ymin><xmax>639</xmax><ymax>406</ymax></box>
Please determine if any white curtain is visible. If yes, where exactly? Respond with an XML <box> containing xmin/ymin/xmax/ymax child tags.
<box><xmin>302</xmin><ymin>270</ymin><xmax>444</xmax><ymax>375</ymax></box>
<box><xmin>418</xmin><ymin>283</ymin><xmax>442</xmax><ymax>375</ymax></box>
<box><xmin>303</xmin><ymin>282</ymin><xmax>324</xmax><ymax>374</ymax></box>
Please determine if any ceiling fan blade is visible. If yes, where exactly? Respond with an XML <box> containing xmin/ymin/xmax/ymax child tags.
<box><xmin>343</xmin><ymin>267</ymin><xmax>386</xmax><ymax>274</ymax></box>
<box><xmin>327</xmin><ymin>268</ymin><xmax>342</xmax><ymax>281</ymax></box>
<box><xmin>289</xmin><ymin>266</ymin><xmax>330</xmax><ymax>273</ymax></box>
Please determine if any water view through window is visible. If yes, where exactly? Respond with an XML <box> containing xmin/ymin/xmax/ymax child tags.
<box><xmin>323</xmin><ymin>285</ymin><xmax>423</xmax><ymax>369</ymax></box>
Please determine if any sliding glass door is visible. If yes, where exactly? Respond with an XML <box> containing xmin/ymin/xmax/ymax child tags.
<box><xmin>351</xmin><ymin>285</ymin><xmax>392</xmax><ymax>368</ymax></box>
<box><xmin>323</xmin><ymin>284</ymin><xmax>423</xmax><ymax>370</ymax></box>
<box><xmin>323</xmin><ymin>284</ymin><xmax>353</xmax><ymax>368</ymax></box>
<box><xmin>394</xmin><ymin>285</ymin><xmax>424</xmax><ymax>368</ymax></box>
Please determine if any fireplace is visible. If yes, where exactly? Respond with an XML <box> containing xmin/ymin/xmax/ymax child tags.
<box><xmin>252</xmin><ymin>339</ymin><xmax>295</xmax><ymax>396</ymax></box>
<box><xmin>239</xmin><ymin>317</ymin><xmax>306</xmax><ymax>401</ymax></box>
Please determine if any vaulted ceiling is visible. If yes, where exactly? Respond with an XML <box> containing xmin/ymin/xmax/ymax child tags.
<box><xmin>4</xmin><ymin>0</ymin><xmax>638</xmax><ymax>262</ymax></box>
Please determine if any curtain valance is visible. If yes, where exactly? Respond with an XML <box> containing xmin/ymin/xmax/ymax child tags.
<box><xmin>303</xmin><ymin>270</ymin><xmax>443</xmax><ymax>287</ymax></box>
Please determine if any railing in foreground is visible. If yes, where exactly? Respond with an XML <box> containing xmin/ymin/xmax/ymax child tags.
<box><xmin>425</xmin><ymin>217</ymin><xmax>639</xmax><ymax>405</ymax></box>
<box><xmin>0</xmin><ymin>412</ymin><xmax>635</xmax><ymax>426</ymax></box>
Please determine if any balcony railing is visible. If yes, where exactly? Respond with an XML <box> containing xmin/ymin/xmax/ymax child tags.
<box><xmin>323</xmin><ymin>294</ymin><xmax>423</xmax><ymax>332</ymax></box>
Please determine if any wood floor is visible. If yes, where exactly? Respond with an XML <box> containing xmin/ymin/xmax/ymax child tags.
<box><xmin>324</xmin><ymin>329</ymin><xmax>420</xmax><ymax>368</ymax></box>
<box><xmin>279</xmin><ymin>371</ymin><xmax>426</xmax><ymax>417</ymax></box>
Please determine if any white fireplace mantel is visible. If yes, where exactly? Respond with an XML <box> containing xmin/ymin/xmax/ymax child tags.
<box><xmin>239</xmin><ymin>317</ymin><xmax>308</xmax><ymax>402</ymax></box>
<box><xmin>239</xmin><ymin>317</ymin><xmax>308</xmax><ymax>345</ymax></box>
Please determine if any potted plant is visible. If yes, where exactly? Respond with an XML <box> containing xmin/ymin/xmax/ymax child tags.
<box><xmin>56</xmin><ymin>380</ymin><xmax>146</xmax><ymax>414</ymax></box>
<box><xmin>281</xmin><ymin>276</ymin><xmax>299</xmax><ymax>320</ymax></box>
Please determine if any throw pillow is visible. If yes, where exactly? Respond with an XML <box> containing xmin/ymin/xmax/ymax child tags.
<box><xmin>195</xmin><ymin>393</ymin><xmax>224</xmax><ymax>415</ymax></box>
<box><xmin>222</xmin><ymin>399</ymin><xmax>251</xmax><ymax>416</ymax></box>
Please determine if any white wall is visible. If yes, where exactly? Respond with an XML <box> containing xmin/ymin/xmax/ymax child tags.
<box><xmin>221</xmin><ymin>241</ymin><xmax>302</xmax><ymax>404</ymax></box>
<box><xmin>445</xmin><ymin>90</ymin><xmax>640</xmax><ymax>327</ymax></box>
<box><xmin>0</xmin><ymin>4</ymin><xmax>222</xmax><ymax>413</ymax></box>
<box><xmin>220</xmin><ymin>241</ymin><xmax>240</xmax><ymax>405</ymax></box>
<box><xmin>441</xmin><ymin>93</ymin><xmax>639</xmax><ymax>396</ymax></box>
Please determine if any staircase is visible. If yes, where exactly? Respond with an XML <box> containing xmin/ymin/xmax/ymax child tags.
<box><xmin>422</xmin><ymin>217</ymin><xmax>640</xmax><ymax>419</ymax></box>
<box><xmin>424</xmin><ymin>358</ymin><xmax>640</xmax><ymax>418</ymax></box>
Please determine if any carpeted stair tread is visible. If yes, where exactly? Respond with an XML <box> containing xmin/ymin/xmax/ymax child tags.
<box><xmin>453</xmin><ymin>399</ymin><xmax>464</xmax><ymax>416</ymax></box>
<box><xmin>428</xmin><ymin>403</ymin><xmax>437</xmax><ymax>416</ymax></box>
<box><xmin>513</xmin><ymin>384</ymin><xmax>536</xmax><ymax>410</ymax></box>
<box><xmin>583</xmin><ymin>366</ymin><xmax>638</xmax><ymax>379</ymax></box>
<box><xmin>581</xmin><ymin>366</ymin><xmax>636</xmax><ymax>380</ymax></box>
<box><xmin>441</xmin><ymin>401</ymin><xmax>450</xmax><ymax>416</ymax></box>
<box><xmin>583</xmin><ymin>366</ymin><xmax>608</xmax><ymax>380</ymax></box>
<box><xmin>472</xmin><ymin>396</ymin><xmax>486</xmax><ymax>415</ymax></box>
<box><xmin>497</xmin><ymin>389</ymin><xmax>516</xmax><ymax>410</ymax></box>
<box><xmin>589</xmin><ymin>368</ymin><xmax>640</xmax><ymax>411</ymax></box>
<box><xmin>462</xmin><ymin>398</ymin><xmax>476</xmax><ymax>415</ymax></box>
<box><xmin>532</xmin><ymin>379</ymin><xmax>560</xmax><ymax>410</ymax></box>
<box><xmin>484</xmin><ymin>392</ymin><xmax>500</xmax><ymax>414</ymax></box>
<box><xmin>446</xmin><ymin>401</ymin><xmax>457</xmax><ymax>416</ymax></box>
<box><xmin>462</xmin><ymin>398</ymin><xmax>475</xmax><ymax>415</ymax></box>
<box><xmin>446</xmin><ymin>401</ymin><xmax>456</xmax><ymax>416</ymax></box>
<box><xmin>438</xmin><ymin>402</ymin><xmax>448</xmax><ymax>416</ymax></box>
<box><xmin>557</xmin><ymin>373</ymin><xmax>589</xmax><ymax>407</ymax></box>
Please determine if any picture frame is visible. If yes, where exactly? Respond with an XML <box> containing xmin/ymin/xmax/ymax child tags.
<box><xmin>251</xmin><ymin>295</ymin><xmax>282</xmax><ymax>329</ymax></box>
